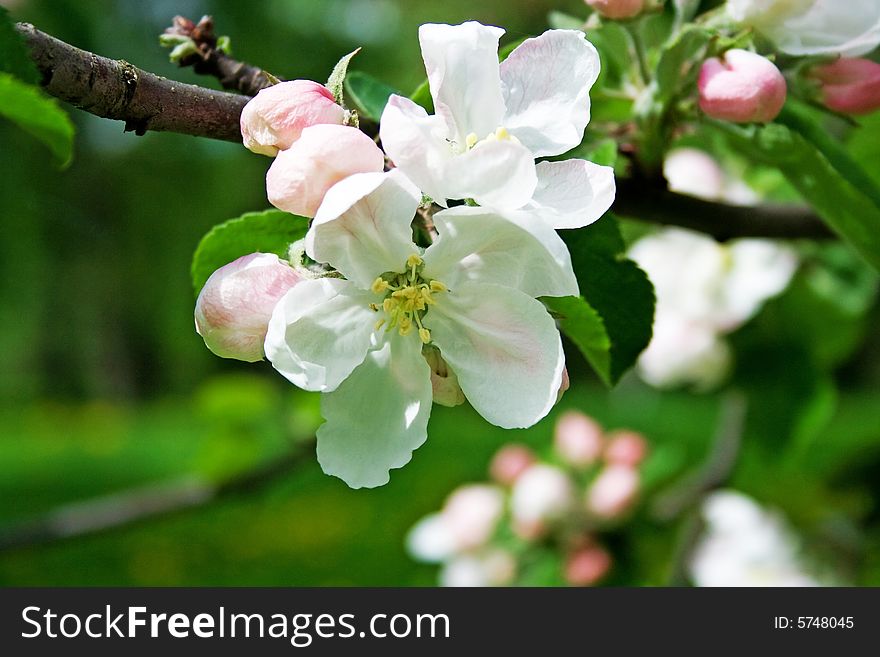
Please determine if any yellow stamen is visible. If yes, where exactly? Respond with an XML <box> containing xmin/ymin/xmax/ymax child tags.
<box><xmin>406</xmin><ymin>254</ymin><xmax>423</xmax><ymax>269</ymax></box>
<box><xmin>465</xmin><ymin>132</ymin><xmax>478</xmax><ymax>149</ymax></box>
<box><xmin>398</xmin><ymin>315</ymin><xmax>413</xmax><ymax>336</ymax></box>
<box><xmin>419</xmin><ymin>328</ymin><xmax>431</xmax><ymax>344</ymax></box>
<box><xmin>374</xmin><ymin>318</ymin><xmax>386</xmax><ymax>330</ymax></box>
<box><xmin>430</xmin><ymin>280</ymin><xmax>447</xmax><ymax>293</ymax></box>
<box><xmin>383</xmin><ymin>298</ymin><xmax>398</xmax><ymax>313</ymax></box>
<box><xmin>495</xmin><ymin>126</ymin><xmax>510</xmax><ymax>140</ymax></box>
<box><xmin>371</xmin><ymin>277</ymin><xmax>390</xmax><ymax>294</ymax></box>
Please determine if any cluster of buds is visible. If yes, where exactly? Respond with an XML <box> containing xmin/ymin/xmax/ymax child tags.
<box><xmin>584</xmin><ymin>0</ymin><xmax>645</xmax><ymax>20</ymax></box>
<box><xmin>406</xmin><ymin>411</ymin><xmax>648</xmax><ymax>586</ymax></box>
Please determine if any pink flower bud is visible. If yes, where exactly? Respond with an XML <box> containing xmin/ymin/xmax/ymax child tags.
<box><xmin>266</xmin><ymin>124</ymin><xmax>385</xmax><ymax>218</ymax></box>
<box><xmin>604</xmin><ymin>429</ymin><xmax>648</xmax><ymax>466</ymax></box>
<box><xmin>586</xmin><ymin>465</ymin><xmax>640</xmax><ymax>518</ymax></box>
<box><xmin>698</xmin><ymin>50</ymin><xmax>787</xmax><ymax>123</ymax></box>
<box><xmin>554</xmin><ymin>411</ymin><xmax>604</xmax><ymax>468</ymax></box>
<box><xmin>195</xmin><ymin>253</ymin><xmax>301</xmax><ymax>362</ymax></box>
<box><xmin>564</xmin><ymin>545</ymin><xmax>612</xmax><ymax>586</ymax></box>
<box><xmin>811</xmin><ymin>58</ymin><xmax>880</xmax><ymax>116</ymax></box>
<box><xmin>442</xmin><ymin>485</ymin><xmax>505</xmax><ymax>551</ymax></box>
<box><xmin>511</xmin><ymin>464</ymin><xmax>574</xmax><ymax>528</ymax></box>
<box><xmin>489</xmin><ymin>444</ymin><xmax>536</xmax><ymax>486</ymax></box>
<box><xmin>240</xmin><ymin>80</ymin><xmax>346</xmax><ymax>156</ymax></box>
<box><xmin>585</xmin><ymin>0</ymin><xmax>645</xmax><ymax>20</ymax></box>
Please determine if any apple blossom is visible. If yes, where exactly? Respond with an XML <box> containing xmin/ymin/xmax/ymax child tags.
<box><xmin>266</xmin><ymin>124</ymin><xmax>385</xmax><ymax>218</ymax></box>
<box><xmin>380</xmin><ymin>22</ymin><xmax>615</xmax><ymax>227</ymax></box>
<box><xmin>195</xmin><ymin>253</ymin><xmax>301</xmax><ymax>362</ymax></box>
<box><xmin>698</xmin><ymin>50</ymin><xmax>787</xmax><ymax>123</ymax></box>
<box><xmin>585</xmin><ymin>0</ymin><xmax>645</xmax><ymax>20</ymax></box>
<box><xmin>264</xmin><ymin>170</ymin><xmax>577</xmax><ymax>488</ymax></box>
<box><xmin>510</xmin><ymin>464</ymin><xmax>574</xmax><ymax>529</ymax></box>
<box><xmin>564</xmin><ymin>545</ymin><xmax>612</xmax><ymax>586</ymax></box>
<box><xmin>604</xmin><ymin>430</ymin><xmax>648</xmax><ymax>466</ymax></box>
<box><xmin>553</xmin><ymin>410</ymin><xmax>604</xmax><ymax>468</ymax></box>
<box><xmin>810</xmin><ymin>58</ymin><xmax>880</xmax><ymax>115</ymax></box>
<box><xmin>586</xmin><ymin>464</ymin><xmax>640</xmax><ymax>518</ymax></box>
<box><xmin>689</xmin><ymin>490</ymin><xmax>824</xmax><ymax>586</ymax></box>
<box><xmin>726</xmin><ymin>0</ymin><xmax>880</xmax><ymax>57</ymax></box>
<box><xmin>440</xmin><ymin>549</ymin><xmax>517</xmax><ymax>587</ymax></box>
<box><xmin>240</xmin><ymin>80</ymin><xmax>345</xmax><ymax>156</ymax></box>
<box><xmin>489</xmin><ymin>444</ymin><xmax>536</xmax><ymax>486</ymax></box>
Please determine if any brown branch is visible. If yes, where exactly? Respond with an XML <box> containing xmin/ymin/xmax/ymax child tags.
<box><xmin>15</xmin><ymin>22</ymin><xmax>247</xmax><ymax>142</ymax></box>
<box><xmin>163</xmin><ymin>15</ymin><xmax>277</xmax><ymax>96</ymax></box>
<box><xmin>615</xmin><ymin>177</ymin><xmax>834</xmax><ymax>240</ymax></box>
<box><xmin>0</xmin><ymin>441</ymin><xmax>316</xmax><ymax>552</ymax></box>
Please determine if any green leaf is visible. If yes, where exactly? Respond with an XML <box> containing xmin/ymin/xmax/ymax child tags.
<box><xmin>654</xmin><ymin>25</ymin><xmax>710</xmax><ymax>105</ymax></box>
<box><xmin>326</xmin><ymin>47</ymin><xmax>360</xmax><ymax>107</ymax></box>
<box><xmin>0</xmin><ymin>8</ymin><xmax>39</xmax><ymax>84</ymax></box>
<box><xmin>408</xmin><ymin>79</ymin><xmax>433</xmax><ymax>114</ymax></box>
<box><xmin>541</xmin><ymin>295</ymin><xmax>612</xmax><ymax>384</ymax></box>
<box><xmin>0</xmin><ymin>72</ymin><xmax>74</xmax><ymax>167</ymax></box>
<box><xmin>344</xmin><ymin>71</ymin><xmax>398</xmax><ymax>122</ymax></box>
<box><xmin>547</xmin><ymin>10</ymin><xmax>585</xmax><ymax>30</ymax></box>
<box><xmin>558</xmin><ymin>216</ymin><xmax>656</xmax><ymax>384</ymax></box>
<box><xmin>191</xmin><ymin>209</ymin><xmax>309</xmax><ymax>294</ymax></box>
<box><xmin>710</xmin><ymin>115</ymin><xmax>880</xmax><ymax>272</ymax></box>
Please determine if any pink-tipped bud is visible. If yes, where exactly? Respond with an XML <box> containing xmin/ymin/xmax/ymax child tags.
<box><xmin>604</xmin><ymin>429</ymin><xmax>648</xmax><ymax>466</ymax></box>
<box><xmin>489</xmin><ymin>444</ymin><xmax>536</xmax><ymax>486</ymax></box>
<box><xmin>585</xmin><ymin>0</ymin><xmax>645</xmax><ymax>20</ymax></box>
<box><xmin>240</xmin><ymin>80</ymin><xmax>346</xmax><ymax>156</ymax></box>
<box><xmin>442</xmin><ymin>485</ymin><xmax>505</xmax><ymax>551</ymax></box>
<box><xmin>554</xmin><ymin>411</ymin><xmax>604</xmax><ymax>468</ymax></box>
<box><xmin>698</xmin><ymin>50</ymin><xmax>787</xmax><ymax>123</ymax></box>
<box><xmin>564</xmin><ymin>545</ymin><xmax>612</xmax><ymax>586</ymax></box>
<box><xmin>266</xmin><ymin>124</ymin><xmax>385</xmax><ymax>218</ymax></box>
<box><xmin>810</xmin><ymin>58</ymin><xmax>880</xmax><ymax>116</ymax></box>
<box><xmin>511</xmin><ymin>464</ymin><xmax>574</xmax><ymax>528</ymax></box>
<box><xmin>195</xmin><ymin>253</ymin><xmax>301</xmax><ymax>362</ymax></box>
<box><xmin>586</xmin><ymin>465</ymin><xmax>640</xmax><ymax>518</ymax></box>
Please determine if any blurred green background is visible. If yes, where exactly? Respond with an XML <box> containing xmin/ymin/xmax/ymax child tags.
<box><xmin>1</xmin><ymin>0</ymin><xmax>879</xmax><ymax>586</ymax></box>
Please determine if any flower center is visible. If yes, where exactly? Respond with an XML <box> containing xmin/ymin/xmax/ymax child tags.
<box><xmin>370</xmin><ymin>254</ymin><xmax>447</xmax><ymax>344</ymax></box>
<box><xmin>453</xmin><ymin>126</ymin><xmax>520</xmax><ymax>154</ymax></box>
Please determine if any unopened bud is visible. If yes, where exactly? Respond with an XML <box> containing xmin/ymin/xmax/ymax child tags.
<box><xmin>240</xmin><ymin>80</ymin><xmax>346</xmax><ymax>156</ymax></box>
<box><xmin>586</xmin><ymin>465</ymin><xmax>640</xmax><ymax>518</ymax></box>
<box><xmin>810</xmin><ymin>58</ymin><xmax>880</xmax><ymax>116</ymax></box>
<box><xmin>564</xmin><ymin>544</ymin><xmax>612</xmax><ymax>586</ymax></box>
<box><xmin>604</xmin><ymin>429</ymin><xmax>648</xmax><ymax>466</ymax></box>
<box><xmin>442</xmin><ymin>484</ymin><xmax>505</xmax><ymax>551</ymax></box>
<box><xmin>195</xmin><ymin>253</ymin><xmax>301</xmax><ymax>362</ymax></box>
<box><xmin>585</xmin><ymin>0</ymin><xmax>645</xmax><ymax>20</ymax></box>
<box><xmin>511</xmin><ymin>464</ymin><xmax>574</xmax><ymax>528</ymax></box>
<box><xmin>554</xmin><ymin>411</ymin><xmax>604</xmax><ymax>468</ymax></box>
<box><xmin>489</xmin><ymin>443</ymin><xmax>536</xmax><ymax>486</ymax></box>
<box><xmin>698</xmin><ymin>50</ymin><xmax>787</xmax><ymax>123</ymax></box>
<box><xmin>266</xmin><ymin>124</ymin><xmax>385</xmax><ymax>218</ymax></box>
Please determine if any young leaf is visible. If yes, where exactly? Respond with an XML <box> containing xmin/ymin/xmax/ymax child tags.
<box><xmin>191</xmin><ymin>210</ymin><xmax>309</xmax><ymax>294</ymax></box>
<box><xmin>0</xmin><ymin>7</ymin><xmax>39</xmax><ymax>84</ymax></box>
<box><xmin>409</xmin><ymin>79</ymin><xmax>433</xmax><ymax>113</ymax></box>
<box><xmin>654</xmin><ymin>25</ymin><xmax>710</xmax><ymax>105</ymax></box>
<box><xmin>710</xmin><ymin>115</ymin><xmax>880</xmax><ymax>272</ymax></box>
<box><xmin>541</xmin><ymin>295</ymin><xmax>613</xmax><ymax>384</ymax></box>
<box><xmin>0</xmin><ymin>72</ymin><xmax>74</xmax><ymax>167</ymax></box>
<box><xmin>344</xmin><ymin>71</ymin><xmax>399</xmax><ymax>122</ymax></box>
<box><xmin>326</xmin><ymin>47</ymin><xmax>361</xmax><ymax>107</ymax></box>
<box><xmin>557</xmin><ymin>216</ymin><xmax>656</xmax><ymax>384</ymax></box>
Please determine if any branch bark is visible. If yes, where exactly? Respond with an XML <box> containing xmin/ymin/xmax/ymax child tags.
<box><xmin>16</xmin><ymin>22</ymin><xmax>247</xmax><ymax>142</ymax></box>
<box><xmin>15</xmin><ymin>21</ymin><xmax>836</xmax><ymax>240</ymax></box>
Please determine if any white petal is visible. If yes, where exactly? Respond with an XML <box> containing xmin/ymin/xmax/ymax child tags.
<box><xmin>316</xmin><ymin>335</ymin><xmax>433</xmax><ymax>489</ymax></box>
<box><xmin>765</xmin><ymin>1</ymin><xmax>880</xmax><ymax>57</ymax></box>
<box><xmin>264</xmin><ymin>278</ymin><xmax>376</xmax><ymax>392</ymax></box>
<box><xmin>308</xmin><ymin>171</ymin><xmax>421</xmax><ymax>287</ymax></box>
<box><xmin>380</xmin><ymin>95</ymin><xmax>454</xmax><ymax>206</ymax></box>
<box><xmin>525</xmin><ymin>159</ymin><xmax>616</xmax><ymax>229</ymax></box>
<box><xmin>427</xmin><ymin>282</ymin><xmax>564</xmax><ymax>429</ymax></box>
<box><xmin>419</xmin><ymin>21</ymin><xmax>506</xmax><ymax>143</ymax></box>
<box><xmin>442</xmin><ymin>139</ymin><xmax>537</xmax><ymax>210</ymax></box>
<box><xmin>406</xmin><ymin>514</ymin><xmax>457</xmax><ymax>563</ymax></box>
<box><xmin>423</xmin><ymin>205</ymin><xmax>578</xmax><ymax>298</ymax></box>
<box><xmin>500</xmin><ymin>30</ymin><xmax>600</xmax><ymax>157</ymax></box>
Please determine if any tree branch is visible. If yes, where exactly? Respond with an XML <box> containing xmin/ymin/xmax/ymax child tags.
<box><xmin>0</xmin><ymin>441</ymin><xmax>316</xmax><ymax>552</ymax></box>
<box><xmin>16</xmin><ymin>21</ymin><xmax>836</xmax><ymax>241</ymax></box>
<box><xmin>15</xmin><ymin>22</ymin><xmax>247</xmax><ymax>142</ymax></box>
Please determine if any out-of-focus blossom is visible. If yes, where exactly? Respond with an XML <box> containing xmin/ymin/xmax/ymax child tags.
<box><xmin>554</xmin><ymin>410</ymin><xmax>604</xmax><ymax>468</ymax></box>
<box><xmin>489</xmin><ymin>444</ymin><xmax>536</xmax><ymax>486</ymax></box>
<box><xmin>266</xmin><ymin>124</ymin><xmax>385</xmax><ymax>218</ymax></box>
<box><xmin>511</xmin><ymin>464</ymin><xmax>574</xmax><ymax>529</ymax></box>
<box><xmin>585</xmin><ymin>0</ymin><xmax>645</xmax><ymax>20</ymax></box>
<box><xmin>726</xmin><ymin>0</ymin><xmax>880</xmax><ymax>57</ymax></box>
<box><xmin>698</xmin><ymin>50</ymin><xmax>787</xmax><ymax>123</ymax></box>
<box><xmin>380</xmin><ymin>22</ymin><xmax>615</xmax><ymax>227</ymax></box>
<box><xmin>586</xmin><ymin>464</ymin><xmax>640</xmax><ymax>518</ymax></box>
<box><xmin>240</xmin><ymin>80</ymin><xmax>345</xmax><ymax>156</ymax></box>
<box><xmin>195</xmin><ymin>253</ymin><xmax>301</xmax><ymax>362</ymax></box>
<box><xmin>604</xmin><ymin>430</ymin><xmax>648</xmax><ymax>466</ymax></box>
<box><xmin>440</xmin><ymin>549</ymin><xmax>517</xmax><ymax>587</ymax></box>
<box><xmin>810</xmin><ymin>58</ymin><xmax>880</xmax><ymax>115</ymax></box>
<box><xmin>564</xmin><ymin>544</ymin><xmax>613</xmax><ymax>586</ymax></box>
<box><xmin>689</xmin><ymin>490</ymin><xmax>824</xmax><ymax>586</ymax></box>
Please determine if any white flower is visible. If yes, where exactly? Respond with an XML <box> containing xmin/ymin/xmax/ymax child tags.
<box><xmin>689</xmin><ymin>490</ymin><xmax>822</xmax><ymax>587</ymax></box>
<box><xmin>380</xmin><ymin>22</ymin><xmax>615</xmax><ymax>227</ymax></box>
<box><xmin>727</xmin><ymin>0</ymin><xmax>880</xmax><ymax>57</ymax></box>
<box><xmin>264</xmin><ymin>170</ymin><xmax>576</xmax><ymax>488</ymax></box>
<box><xmin>439</xmin><ymin>549</ymin><xmax>517</xmax><ymax>587</ymax></box>
<box><xmin>630</xmin><ymin>228</ymin><xmax>796</xmax><ymax>388</ymax></box>
<box><xmin>510</xmin><ymin>463</ymin><xmax>574</xmax><ymax>527</ymax></box>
